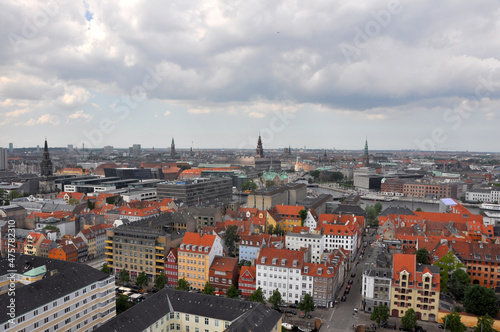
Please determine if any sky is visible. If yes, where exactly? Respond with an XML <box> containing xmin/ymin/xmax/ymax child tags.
<box><xmin>1</xmin><ymin>0</ymin><xmax>500</xmax><ymax>152</ymax></box>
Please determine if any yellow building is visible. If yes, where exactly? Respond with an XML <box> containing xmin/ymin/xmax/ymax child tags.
<box><xmin>270</xmin><ymin>205</ymin><xmax>305</xmax><ymax>232</ymax></box>
<box><xmin>177</xmin><ymin>232</ymin><xmax>224</xmax><ymax>290</ymax></box>
<box><xmin>23</xmin><ymin>232</ymin><xmax>46</xmax><ymax>256</ymax></box>
<box><xmin>390</xmin><ymin>253</ymin><xmax>440</xmax><ymax>322</ymax></box>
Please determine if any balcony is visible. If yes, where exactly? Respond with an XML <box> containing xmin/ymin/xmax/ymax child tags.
<box><xmin>105</xmin><ymin>257</ymin><xmax>113</xmax><ymax>261</ymax></box>
<box><xmin>105</xmin><ymin>246</ymin><xmax>113</xmax><ymax>250</ymax></box>
<box><xmin>156</xmin><ymin>246</ymin><xmax>164</xmax><ymax>250</ymax></box>
<box><xmin>105</xmin><ymin>240</ymin><xmax>113</xmax><ymax>244</ymax></box>
<box><xmin>156</xmin><ymin>258</ymin><xmax>164</xmax><ymax>263</ymax></box>
<box><xmin>156</xmin><ymin>251</ymin><xmax>164</xmax><ymax>256</ymax></box>
<box><xmin>105</xmin><ymin>251</ymin><xmax>113</xmax><ymax>255</ymax></box>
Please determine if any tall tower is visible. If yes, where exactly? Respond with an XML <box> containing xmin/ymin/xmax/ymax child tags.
<box><xmin>256</xmin><ymin>134</ymin><xmax>264</xmax><ymax>158</ymax></box>
<box><xmin>363</xmin><ymin>138</ymin><xmax>369</xmax><ymax>167</ymax></box>
<box><xmin>40</xmin><ymin>139</ymin><xmax>53</xmax><ymax>177</ymax></box>
<box><xmin>171</xmin><ymin>138</ymin><xmax>176</xmax><ymax>159</ymax></box>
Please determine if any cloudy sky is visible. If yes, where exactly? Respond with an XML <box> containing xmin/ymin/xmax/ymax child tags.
<box><xmin>1</xmin><ymin>0</ymin><xmax>500</xmax><ymax>152</ymax></box>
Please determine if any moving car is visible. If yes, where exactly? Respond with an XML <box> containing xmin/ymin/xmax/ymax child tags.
<box><xmin>351</xmin><ymin>272</ymin><xmax>356</xmax><ymax>277</ymax></box>
<box><xmin>341</xmin><ymin>295</ymin><xmax>347</xmax><ymax>302</ymax></box>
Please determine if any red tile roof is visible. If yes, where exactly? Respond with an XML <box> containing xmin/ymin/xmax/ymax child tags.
<box><xmin>210</xmin><ymin>256</ymin><xmax>238</xmax><ymax>273</ymax></box>
<box><xmin>393</xmin><ymin>253</ymin><xmax>416</xmax><ymax>282</ymax></box>
<box><xmin>179</xmin><ymin>232</ymin><xmax>218</xmax><ymax>253</ymax></box>
<box><xmin>257</xmin><ymin>248</ymin><xmax>304</xmax><ymax>269</ymax></box>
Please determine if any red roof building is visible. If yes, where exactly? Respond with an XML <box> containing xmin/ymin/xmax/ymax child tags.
<box><xmin>165</xmin><ymin>248</ymin><xmax>178</xmax><ymax>287</ymax></box>
<box><xmin>239</xmin><ymin>266</ymin><xmax>256</xmax><ymax>297</ymax></box>
<box><xmin>209</xmin><ymin>256</ymin><xmax>239</xmax><ymax>294</ymax></box>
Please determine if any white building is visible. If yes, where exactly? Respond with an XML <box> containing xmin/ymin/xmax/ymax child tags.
<box><xmin>317</xmin><ymin>217</ymin><xmax>361</xmax><ymax>260</ymax></box>
<box><xmin>466</xmin><ymin>188</ymin><xmax>500</xmax><ymax>203</ymax></box>
<box><xmin>303</xmin><ymin>210</ymin><xmax>318</xmax><ymax>232</ymax></box>
<box><xmin>285</xmin><ymin>230</ymin><xmax>325</xmax><ymax>263</ymax></box>
<box><xmin>256</xmin><ymin>248</ymin><xmax>306</xmax><ymax>304</ymax></box>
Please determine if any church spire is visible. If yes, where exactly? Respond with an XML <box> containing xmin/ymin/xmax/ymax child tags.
<box><xmin>171</xmin><ymin>137</ymin><xmax>176</xmax><ymax>159</ymax></box>
<box><xmin>40</xmin><ymin>138</ymin><xmax>53</xmax><ymax>177</ymax></box>
<box><xmin>363</xmin><ymin>138</ymin><xmax>369</xmax><ymax>166</ymax></box>
<box><xmin>256</xmin><ymin>134</ymin><xmax>264</xmax><ymax>158</ymax></box>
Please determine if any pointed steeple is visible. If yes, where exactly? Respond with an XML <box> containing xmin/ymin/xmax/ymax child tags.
<box><xmin>40</xmin><ymin>138</ymin><xmax>53</xmax><ymax>177</ymax></box>
<box><xmin>171</xmin><ymin>137</ymin><xmax>176</xmax><ymax>159</ymax></box>
<box><xmin>363</xmin><ymin>138</ymin><xmax>369</xmax><ymax>166</ymax></box>
<box><xmin>256</xmin><ymin>134</ymin><xmax>264</xmax><ymax>158</ymax></box>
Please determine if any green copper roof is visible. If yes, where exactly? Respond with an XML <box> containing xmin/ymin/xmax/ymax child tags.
<box><xmin>23</xmin><ymin>265</ymin><xmax>47</xmax><ymax>278</ymax></box>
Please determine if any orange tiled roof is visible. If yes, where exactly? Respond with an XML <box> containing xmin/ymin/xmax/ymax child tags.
<box><xmin>210</xmin><ymin>256</ymin><xmax>238</xmax><ymax>272</ymax></box>
<box><xmin>180</xmin><ymin>232</ymin><xmax>218</xmax><ymax>253</ymax></box>
<box><xmin>393</xmin><ymin>253</ymin><xmax>416</xmax><ymax>282</ymax></box>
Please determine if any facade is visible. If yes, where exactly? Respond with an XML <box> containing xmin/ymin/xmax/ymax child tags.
<box><xmin>285</xmin><ymin>230</ymin><xmax>325</xmax><ymax>263</ymax></box>
<box><xmin>403</xmin><ymin>182</ymin><xmax>457</xmax><ymax>199</ymax></box>
<box><xmin>239</xmin><ymin>266</ymin><xmax>256</xmax><ymax>297</ymax></box>
<box><xmin>157</xmin><ymin>178</ymin><xmax>233</xmax><ymax>206</ymax></box>
<box><xmin>256</xmin><ymin>247</ymin><xmax>306</xmax><ymax>304</ymax></box>
<box><xmin>177</xmin><ymin>232</ymin><xmax>224</xmax><ymax>290</ymax></box>
<box><xmin>465</xmin><ymin>188</ymin><xmax>500</xmax><ymax>203</ymax></box>
<box><xmin>188</xmin><ymin>206</ymin><xmax>223</xmax><ymax>230</ymax></box>
<box><xmin>302</xmin><ymin>262</ymin><xmax>338</xmax><ymax>307</ymax></box>
<box><xmin>317</xmin><ymin>216</ymin><xmax>362</xmax><ymax>260</ymax></box>
<box><xmin>247</xmin><ymin>184</ymin><xmax>307</xmax><ymax>211</ymax></box>
<box><xmin>165</xmin><ymin>248</ymin><xmax>178</xmax><ymax>287</ymax></box>
<box><xmin>23</xmin><ymin>232</ymin><xmax>46</xmax><ymax>256</ymax></box>
<box><xmin>0</xmin><ymin>147</ymin><xmax>7</xmax><ymax>170</ymax></box>
<box><xmin>238</xmin><ymin>234</ymin><xmax>271</xmax><ymax>264</ymax></box>
<box><xmin>0</xmin><ymin>254</ymin><xmax>115</xmax><ymax>332</ymax></box>
<box><xmin>209</xmin><ymin>256</ymin><xmax>239</xmax><ymax>294</ymax></box>
<box><xmin>390</xmin><ymin>253</ymin><xmax>440</xmax><ymax>322</ymax></box>
<box><xmin>272</xmin><ymin>205</ymin><xmax>305</xmax><ymax>232</ymax></box>
<box><xmin>49</xmin><ymin>243</ymin><xmax>78</xmax><ymax>262</ymax></box>
<box><xmin>362</xmin><ymin>244</ymin><xmax>393</xmax><ymax>313</ymax></box>
<box><xmin>95</xmin><ymin>288</ymin><xmax>282</xmax><ymax>332</ymax></box>
<box><xmin>451</xmin><ymin>242</ymin><xmax>500</xmax><ymax>289</ymax></box>
<box><xmin>105</xmin><ymin>226</ymin><xmax>169</xmax><ymax>283</ymax></box>
<box><xmin>381</xmin><ymin>178</ymin><xmax>405</xmax><ymax>196</ymax></box>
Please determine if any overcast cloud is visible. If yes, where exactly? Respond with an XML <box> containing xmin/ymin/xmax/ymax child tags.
<box><xmin>1</xmin><ymin>0</ymin><xmax>499</xmax><ymax>151</ymax></box>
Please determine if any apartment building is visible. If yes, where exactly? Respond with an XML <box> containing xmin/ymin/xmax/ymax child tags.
<box><xmin>23</xmin><ymin>232</ymin><xmax>46</xmax><ymax>256</ymax></box>
<box><xmin>256</xmin><ymin>247</ymin><xmax>306</xmax><ymax>304</ymax></box>
<box><xmin>165</xmin><ymin>248</ymin><xmax>178</xmax><ymax>287</ymax></box>
<box><xmin>238</xmin><ymin>233</ymin><xmax>271</xmax><ymax>264</ymax></box>
<box><xmin>239</xmin><ymin>266</ymin><xmax>257</xmax><ymax>297</ymax></box>
<box><xmin>390</xmin><ymin>253</ymin><xmax>440</xmax><ymax>322</ymax></box>
<box><xmin>209</xmin><ymin>256</ymin><xmax>239</xmax><ymax>294</ymax></box>
<box><xmin>95</xmin><ymin>288</ymin><xmax>282</xmax><ymax>332</ymax></box>
<box><xmin>362</xmin><ymin>244</ymin><xmax>393</xmax><ymax>313</ymax></box>
<box><xmin>0</xmin><ymin>254</ymin><xmax>115</xmax><ymax>332</ymax></box>
<box><xmin>177</xmin><ymin>232</ymin><xmax>224</xmax><ymax>291</ymax></box>
<box><xmin>285</xmin><ymin>229</ymin><xmax>325</xmax><ymax>263</ymax></box>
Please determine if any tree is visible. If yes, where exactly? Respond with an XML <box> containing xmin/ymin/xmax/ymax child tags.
<box><xmin>401</xmin><ymin>308</ymin><xmax>417</xmax><ymax>331</ymax></box>
<box><xmin>374</xmin><ymin>202</ymin><xmax>383</xmax><ymax>215</ymax></box>
<box><xmin>307</xmin><ymin>178</ymin><xmax>313</xmax><ymax>184</ymax></box>
<box><xmin>87</xmin><ymin>200</ymin><xmax>95</xmax><ymax>210</ymax></box>
<box><xmin>119</xmin><ymin>269</ymin><xmax>130</xmax><ymax>283</ymax></box>
<box><xmin>116</xmin><ymin>295</ymin><xmax>131</xmax><ymax>314</ymax></box>
<box><xmin>448</xmin><ymin>269</ymin><xmax>470</xmax><ymax>301</ymax></box>
<box><xmin>435</xmin><ymin>252</ymin><xmax>466</xmax><ymax>292</ymax></box>
<box><xmin>135</xmin><ymin>271</ymin><xmax>148</xmax><ymax>288</ymax></box>
<box><xmin>225</xmin><ymin>225</ymin><xmax>239</xmax><ymax>257</ymax></box>
<box><xmin>101</xmin><ymin>263</ymin><xmax>111</xmax><ymax>274</ymax></box>
<box><xmin>443</xmin><ymin>311</ymin><xmax>466</xmax><ymax>332</ymax></box>
<box><xmin>415</xmin><ymin>248</ymin><xmax>430</xmax><ymax>265</ymax></box>
<box><xmin>267</xmin><ymin>224</ymin><xmax>274</xmax><ymax>235</ymax></box>
<box><xmin>227</xmin><ymin>285</ymin><xmax>239</xmax><ymax>299</ymax></box>
<box><xmin>155</xmin><ymin>271</ymin><xmax>166</xmax><ymax>290</ymax></box>
<box><xmin>249</xmin><ymin>287</ymin><xmax>265</xmax><ymax>303</ymax></box>
<box><xmin>415</xmin><ymin>207</ymin><xmax>422</xmax><ymax>212</ymax></box>
<box><xmin>464</xmin><ymin>285</ymin><xmax>498</xmax><ymax>317</ymax></box>
<box><xmin>67</xmin><ymin>198</ymin><xmax>79</xmax><ymax>205</ymax></box>
<box><xmin>242</xmin><ymin>180</ymin><xmax>257</xmax><ymax>191</ymax></box>
<box><xmin>177</xmin><ymin>164</ymin><xmax>191</xmax><ymax>170</ymax></box>
<box><xmin>474</xmin><ymin>314</ymin><xmax>496</xmax><ymax>332</ymax></box>
<box><xmin>203</xmin><ymin>282</ymin><xmax>215</xmax><ymax>295</ymax></box>
<box><xmin>273</xmin><ymin>224</ymin><xmax>284</xmax><ymax>236</ymax></box>
<box><xmin>43</xmin><ymin>225</ymin><xmax>61</xmax><ymax>236</ymax></box>
<box><xmin>175</xmin><ymin>278</ymin><xmax>190</xmax><ymax>291</ymax></box>
<box><xmin>106</xmin><ymin>196</ymin><xmax>116</xmax><ymax>205</ymax></box>
<box><xmin>268</xmin><ymin>289</ymin><xmax>283</xmax><ymax>309</ymax></box>
<box><xmin>299</xmin><ymin>209</ymin><xmax>308</xmax><ymax>227</ymax></box>
<box><xmin>370</xmin><ymin>304</ymin><xmax>389</xmax><ymax>325</ymax></box>
<box><xmin>8</xmin><ymin>190</ymin><xmax>23</xmax><ymax>200</ymax></box>
<box><xmin>310</xmin><ymin>170</ymin><xmax>320</xmax><ymax>179</ymax></box>
<box><xmin>298</xmin><ymin>293</ymin><xmax>315</xmax><ymax>315</ymax></box>
<box><xmin>366</xmin><ymin>205</ymin><xmax>378</xmax><ymax>227</ymax></box>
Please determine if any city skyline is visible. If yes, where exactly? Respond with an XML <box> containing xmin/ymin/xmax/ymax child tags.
<box><xmin>1</xmin><ymin>1</ymin><xmax>500</xmax><ymax>151</ymax></box>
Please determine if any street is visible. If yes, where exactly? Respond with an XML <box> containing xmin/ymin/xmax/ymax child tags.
<box><xmin>84</xmin><ymin>255</ymin><xmax>107</xmax><ymax>270</ymax></box>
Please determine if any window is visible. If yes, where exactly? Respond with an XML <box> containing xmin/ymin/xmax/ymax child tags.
<box><xmin>205</xmin><ymin>318</ymin><xmax>209</xmax><ymax>325</ymax></box>
<box><xmin>195</xmin><ymin>316</ymin><xmax>199</xmax><ymax>323</ymax></box>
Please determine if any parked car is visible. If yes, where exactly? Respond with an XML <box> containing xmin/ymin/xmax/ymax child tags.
<box><xmin>344</xmin><ymin>288</ymin><xmax>350</xmax><ymax>295</ymax></box>
<box><xmin>348</xmin><ymin>279</ymin><xmax>353</xmax><ymax>285</ymax></box>
<box><xmin>438</xmin><ymin>325</ymin><xmax>444</xmax><ymax>329</ymax></box>
<box><xmin>284</xmin><ymin>310</ymin><xmax>297</xmax><ymax>315</ymax></box>
<box><xmin>415</xmin><ymin>326</ymin><xmax>426</xmax><ymax>332</ymax></box>
<box><xmin>341</xmin><ymin>295</ymin><xmax>347</xmax><ymax>302</ymax></box>
<box><xmin>351</xmin><ymin>272</ymin><xmax>356</xmax><ymax>277</ymax></box>
<box><xmin>289</xmin><ymin>304</ymin><xmax>298</xmax><ymax>309</ymax></box>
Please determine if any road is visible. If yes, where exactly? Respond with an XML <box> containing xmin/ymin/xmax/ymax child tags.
<box><xmin>84</xmin><ymin>255</ymin><xmax>107</xmax><ymax>270</ymax></box>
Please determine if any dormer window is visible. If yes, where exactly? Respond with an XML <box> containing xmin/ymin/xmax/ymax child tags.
<box><xmin>318</xmin><ymin>268</ymin><xmax>323</xmax><ymax>274</ymax></box>
<box><xmin>304</xmin><ymin>266</ymin><xmax>309</xmax><ymax>273</ymax></box>
<box><xmin>261</xmin><ymin>257</ymin><xmax>267</xmax><ymax>264</ymax></box>
<box><xmin>281</xmin><ymin>259</ymin><xmax>287</xmax><ymax>266</ymax></box>
<box><xmin>292</xmin><ymin>260</ymin><xmax>298</xmax><ymax>267</ymax></box>
<box><xmin>272</xmin><ymin>258</ymin><xmax>278</xmax><ymax>265</ymax></box>
<box><xmin>180</xmin><ymin>244</ymin><xmax>185</xmax><ymax>250</ymax></box>
<box><xmin>186</xmin><ymin>244</ymin><xmax>192</xmax><ymax>250</ymax></box>
<box><xmin>199</xmin><ymin>245</ymin><xmax>204</xmax><ymax>252</ymax></box>
<box><xmin>205</xmin><ymin>246</ymin><xmax>210</xmax><ymax>253</ymax></box>
<box><xmin>193</xmin><ymin>245</ymin><xmax>198</xmax><ymax>251</ymax></box>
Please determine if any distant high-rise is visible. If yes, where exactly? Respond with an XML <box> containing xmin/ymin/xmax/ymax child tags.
<box><xmin>8</xmin><ymin>143</ymin><xmax>13</xmax><ymax>153</ymax></box>
<box><xmin>40</xmin><ymin>139</ymin><xmax>53</xmax><ymax>177</ymax></box>
<box><xmin>132</xmin><ymin>144</ymin><xmax>141</xmax><ymax>157</ymax></box>
<box><xmin>0</xmin><ymin>148</ymin><xmax>7</xmax><ymax>170</ymax></box>
<box><xmin>103</xmin><ymin>145</ymin><xmax>113</xmax><ymax>156</ymax></box>
<box><xmin>171</xmin><ymin>138</ymin><xmax>176</xmax><ymax>159</ymax></box>
<box><xmin>363</xmin><ymin>139</ymin><xmax>369</xmax><ymax>166</ymax></box>
<box><xmin>256</xmin><ymin>134</ymin><xmax>264</xmax><ymax>158</ymax></box>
